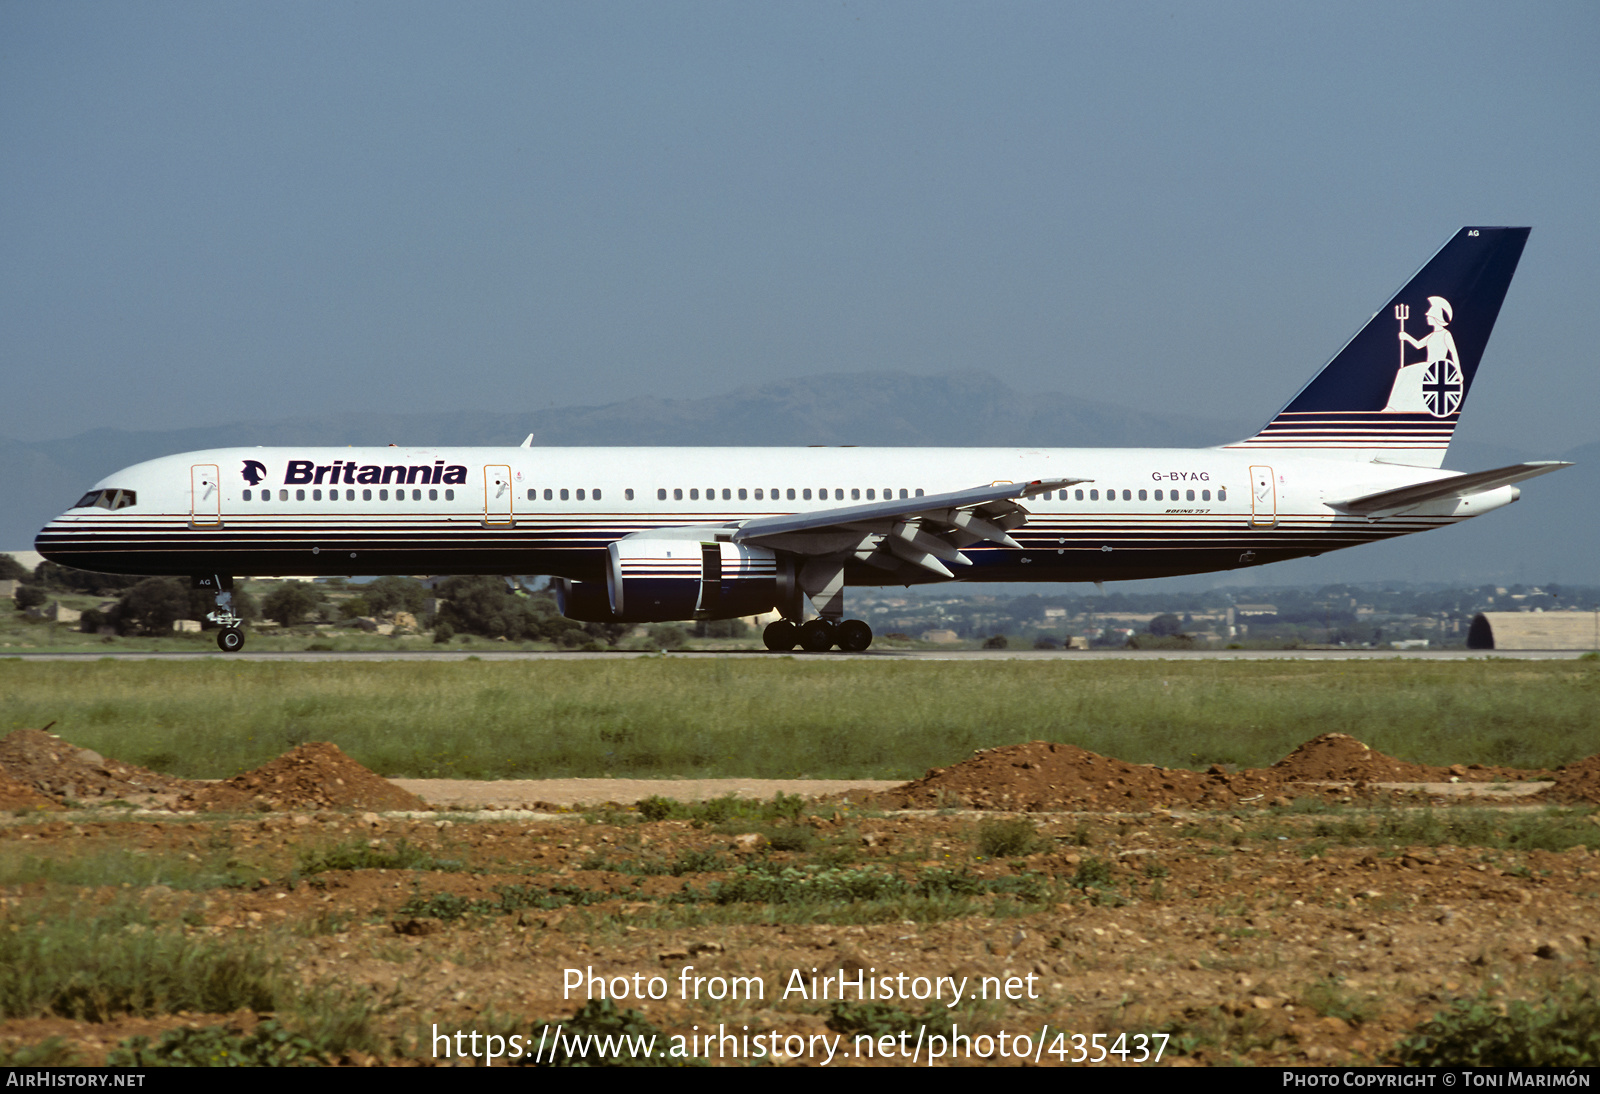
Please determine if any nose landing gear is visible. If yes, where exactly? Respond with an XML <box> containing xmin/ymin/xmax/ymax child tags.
<box><xmin>195</xmin><ymin>575</ymin><xmax>245</xmax><ymax>653</ymax></box>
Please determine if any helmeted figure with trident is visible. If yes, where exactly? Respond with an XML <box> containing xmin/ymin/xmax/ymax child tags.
<box><xmin>1384</xmin><ymin>295</ymin><xmax>1463</xmax><ymax>415</ymax></box>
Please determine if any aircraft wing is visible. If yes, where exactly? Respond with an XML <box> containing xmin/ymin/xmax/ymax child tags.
<box><xmin>730</xmin><ymin>477</ymin><xmax>1085</xmax><ymax>578</ymax></box>
<box><xmin>1329</xmin><ymin>461</ymin><xmax>1572</xmax><ymax>517</ymax></box>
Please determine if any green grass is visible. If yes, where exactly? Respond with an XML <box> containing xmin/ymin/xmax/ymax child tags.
<box><xmin>0</xmin><ymin>843</ymin><xmax>259</xmax><ymax>891</ymax></box>
<box><xmin>1</xmin><ymin>659</ymin><xmax>1596</xmax><ymax>781</ymax></box>
<box><xmin>0</xmin><ymin>902</ymin><xmax>281</xmax><ymax>1021</ymax></box>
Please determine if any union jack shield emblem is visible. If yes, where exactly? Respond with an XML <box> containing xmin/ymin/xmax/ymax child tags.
<box><xmin>1421</xmin><ymin>359</ymin><xmax>1463</xmax><ymax>417</ymax></box>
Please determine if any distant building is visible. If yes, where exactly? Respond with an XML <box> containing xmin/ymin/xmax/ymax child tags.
<box><xmin>1467</xmin><ymin>611</ymin><xmax>1600</xmax><ymax>650</ymax></box>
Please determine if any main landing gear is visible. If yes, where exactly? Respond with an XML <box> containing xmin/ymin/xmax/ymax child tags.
<box><xmin>196</xmin><ymin>574</ymin><xmax>245</xmax><ymax>653</ymax></box>
<box><xmin>763</xmin><ymin>618</ymin><xmax>873</xmax><ymax>653</ymax></box>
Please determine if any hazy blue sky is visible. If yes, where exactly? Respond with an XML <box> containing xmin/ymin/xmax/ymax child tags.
<box><xmin>4</xmin><ymin>2</ymin><xmax>1596</xmax><ymax>450</ymax></box>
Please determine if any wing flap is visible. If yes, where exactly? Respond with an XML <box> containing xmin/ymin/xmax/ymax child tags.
<box><xmin>731</xmin><ymin>477</ymin><xmax>1085</xmax><ymax>572</ymax></box>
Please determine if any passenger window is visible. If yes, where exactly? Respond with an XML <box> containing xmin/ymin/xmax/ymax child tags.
<box><xmin>445</xmin><ymin>489</ymin><xmax>454</xmax><ymax>501</ymax></box>
<box><xmin>1074</xmin><ymin>489</ymin><xmax>1084</xmax><ymax>501</ymax></box>
<box><xmin>544</xmin><ymin>488</ymin><xmax>553</xmax><ymax>501</ymax></box>
<box><xmin>674</xmin><ymin>488</ymin><xmax>683</xmax><ymax>500</ymax></box>
<box><xmin>1218</xmin><ymin>488</ymin><xmax>1227</xmax><ymax>501</ymax></box>
<box><xmin>802</xmin><ymin>489</ymin><xmax>812</xmax><ymax>500</ymax></box>
<box><xmin>1090</xmin><ymin>489</ymin><xmax>1099</xmax><ymax>501</ymax></box>
<box><xmin>527</xmin><ymin>489</ymin><xmax>536</xmax><ymax>501</ymax></box>
<box><xmin>593</xmin><ymin>488</ymin><xmax>602</xmax><ymax>500</ymax></box>
<box><xmin>243</xmin><ymin>490</ymin><xmax>252</xmax><ymax>501</ymax></box>
<box><xmin>1202</xmin><ymin>489</ymin><xmax>1211</xmax><ymax>501</ymax></box>
<box><xmin>753</xmin><ymin>488</ymin><xmax>762</xmax><ymax>500</ymax></box>
<box><xmin>625</xmin><ymin>489</ymin><xmax>634</xmax><ymax>501</ymax></box>
<box><xmin>413</xmin><ymin>489</ymin><xmax>421</xmax><ymax>501</ymax></box>
<box><xmin>362</xmin><ymin>489</ymin><xmax>372</xmax><ymax>501</ymax></box>
<box><xmin>1154</xmin><ymin>489</ymin><xmax>1163</xmax><ymax>500</ymax></box>
<box><xmin>1138</xmin><ymin>489</ymin><xmax>1147</xmax><ymax>501</ymax></box>
<box><xmin>722</xmin><ymin>488</ymin><xmax>731</xmax><ymax>501</ymax></box>
<box><xmin>561</xmin><ymin>488</ymin><xmax>570</xmax><ymax>501</ymax></box>
<box><xmin>429</xmin><ymin>489</ymin><xmax>438</xmax><ymax>501</ymax></box>
<box><xmin>576</xmin><ymin>489</ymin><xmax>585</xmax><ymax>500</ymax></box>
<box><xmin>378</xmin><ymin>489</ymin><xmax>387</xmax><ymax>501</ymax></box>
<box><xmin>690</xmin><ymin>488</ymin><xmax>698</xmax><ymax>500</ymax></box>
<box><xmin>851</xmin><ymin>488</ymin><xmax>860</xmax><ymax>500</ymax></box>
<box><xmin>787</xmin><ymin>488</ymin><xmax>796</xmax><ymax>500</ymax></box>
<box><xmin>657</xmin><ymin>489</ymin><xmax>666</xmax><ymax>500</ymax></box>
<box><xmin>279</xmin><ymin>489</ymin><xmax>288</xmax><ymax>501</ymax></box>
<box><xmin>1186</xmin><ymin>489</ymin><xmax>1195</xmax><ymax>501</ymax></box>
<box><xmin>1122</xmin><ymin>489</ymin><xmax>1131</xmax><ymax>501</ymax></box>
<box><xmin>738</xmin><ymin>488</ymin><xmax>747</xmax><ymax>500</ymax></box>
<box><xmin>313</xmin><ymin>489</ymin><xmax>321</xmax><ymax>501</ymax></box>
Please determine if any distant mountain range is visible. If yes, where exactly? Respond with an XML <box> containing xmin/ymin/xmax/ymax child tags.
<box><xmin>4</xmin><ymin>371</ymin><xmax>1591</xmax><ymax>582</ymax></box>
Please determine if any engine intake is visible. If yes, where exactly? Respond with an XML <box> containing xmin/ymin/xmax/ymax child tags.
<box><xmin>556</xmin><ymin>539</ymin><xmax>794</xmax><ymax>623</ymax></box>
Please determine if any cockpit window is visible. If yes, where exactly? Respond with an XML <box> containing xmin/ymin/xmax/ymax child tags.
<box><xmin>75</xmin><ymin>489</ymin><xmax>137</xmax><ymax>510</ymax></box>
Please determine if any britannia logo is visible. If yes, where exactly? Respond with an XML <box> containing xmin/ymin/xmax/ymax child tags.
<box><xmin>241</xmin><ymin>459</ymin><xmax>268</xmax><ymax>485</ymax></box>
<box><xmin>1384</xmin><ymin>296</ymin><xmax>1462</xmax><ymax>417</ymax></box>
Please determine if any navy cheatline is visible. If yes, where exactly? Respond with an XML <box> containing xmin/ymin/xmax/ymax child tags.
<box><xmin>1229</xmin><ymin>227</ymin><xmax>1529</xmax><ymax>468</ymax></box>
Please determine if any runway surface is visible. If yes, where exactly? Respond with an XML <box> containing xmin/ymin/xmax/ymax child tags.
<box><xmin>6</xmin><ymin>647</ymin><xmax>1592</xmax><ymax>662</ymax></box>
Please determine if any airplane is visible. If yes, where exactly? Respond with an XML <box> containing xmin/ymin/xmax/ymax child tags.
<box><xmin>36</xmin><ymin>226</ymin><xmax>1570</xmax><ymax>653</ymax></box>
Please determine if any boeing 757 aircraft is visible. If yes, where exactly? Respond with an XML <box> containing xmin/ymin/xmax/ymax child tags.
<box><xmin>36</xmin><ymin>227</ymin><xmax>1568</xmax><ymax>652</ymax></box>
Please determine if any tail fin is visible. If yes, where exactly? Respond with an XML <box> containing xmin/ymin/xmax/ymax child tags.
<box><xmin>1228</xmin><ymin>226</ymin><xmax>1530</xmax><ymax>467</ymax></box>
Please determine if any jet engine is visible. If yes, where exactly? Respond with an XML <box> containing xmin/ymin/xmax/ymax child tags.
<box><xmin>556</xmin><ymin>538</ymin><xmax>796</xmax><ymax>623</ymax></box>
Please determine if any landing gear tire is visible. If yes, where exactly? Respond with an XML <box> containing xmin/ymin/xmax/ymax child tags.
<box><xmin>798</xmin><ymin>619</ymin><xmax>837</xmax><ymax>652</ymax></box>
<box><xmin>763</xmin><ymin>620</ymin><xmax>798</xmax><ymax>651</ymax></box>
<box><xmin>836</xmin><ymin>619</ymin><xmax>873</xmax><ymax>652</ymax></box>
<box><xmin>217</xmin><ymin>627</ymin><xmax>244</xmax><ymax>653</ymax></box>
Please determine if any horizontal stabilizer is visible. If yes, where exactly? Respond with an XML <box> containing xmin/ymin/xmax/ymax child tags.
<box><xmin>1330</xmin><ymin>461</ymin><xmax>1572</xmax><ymax>515</ymax></box>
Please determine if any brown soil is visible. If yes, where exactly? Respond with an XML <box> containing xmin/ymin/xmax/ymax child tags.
<box><xmin>0</xmin><ymin>728</ymin><xmax>195</xmax><ymax>807</ymax></box>
<box><xmin>1270</xmin><ymin>732</ymin><xmax>1547</xmax><ymax>784</ymax></box>
<box><xmin>866</xmin><ymin>733</ymin><xmax>1557</xmax><ymax>815</ymax></box>
<box><xmin>1539</xmin><ymin>754</ymin><xmax>1600</xmax><ymax>805</ymax></box>
<box><xmin>1</xmin><ymin>727</ymin><xmax>1596</xmax><ymax>1069</ymax></box>
<box><xmin>0</xmin><ymin>769</ymin><xmax>60</xmax><ymax>812</ymax></box>
<box><xmin>175</xmin><ymin>741</ymin><xmax>429</xmax><ymax>813</ymax></box>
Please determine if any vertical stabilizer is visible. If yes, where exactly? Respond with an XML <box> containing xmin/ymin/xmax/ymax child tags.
<box><xmin>1228</xmin><ymin>227</ymin><xmax>1529</xmax><ymax>467</ymax></box>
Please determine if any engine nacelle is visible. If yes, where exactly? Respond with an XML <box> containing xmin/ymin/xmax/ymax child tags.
<box><xmin>556</xmin><ymin>539</ymin><xmax>794</xmax><ymax>623</ymax></box>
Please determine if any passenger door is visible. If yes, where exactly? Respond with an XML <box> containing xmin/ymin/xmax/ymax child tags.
<box><xmin>1249</xmin><ymin>465</ymin><xmax>1277</xmax><ymax>528</ymax></box>
<box><xmin>484</xmin><ymin>465</ymin><xmax>513</xmax><ymax>525</ymax></box>
<box><xmin>190</xmin><ymin>464</ymin><xmax>221</xmax><ymax>526</ymax></box>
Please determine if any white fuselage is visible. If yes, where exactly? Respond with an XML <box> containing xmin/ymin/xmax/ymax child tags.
<box><xmin>35</xmin><ymin>444</ymin><xmax>1514</xmax><ymax>587</ymax></box>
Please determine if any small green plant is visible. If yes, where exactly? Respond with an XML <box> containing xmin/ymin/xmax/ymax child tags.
<box><xmin>523</xmin><ymin>999</ymin><xmax>689</xmax><ymax>1067</ymax></box>
<box><xmin>976</xmin><ymin>817</ymin><xmax>1040</xmax><ymax>858</ymax></box>
<box><xmin>1300</xmin><ymin>978</ymin><xmax>1376</xmax><ymax>1025</ymax></box>
<box><xmin>0</xmin><ymin>1037</ymin><xmax>79</xmax><ymax>1066</ymax></box>
<box><xmin>1391</xmin><ymin>988</ymin><xmax>1600</xmax><ymax>1067</ymax></box>
<box><xmin>1072</xmin><ymin>856</ymin><xmax>1115</xmax><ymax>890</ymax></box>
<box><xmin>826</xmin><ymin>1000</ymin><xmax>954</xmax><ymax>1039</ymax></box>
<box><xmin>294</xmin><ymin>838</ymin><xmax>463</xmax><ymax>878</ymax></box>
<box><xmin>109</xmin><ymin>1020</ymin><xmax>326</xmax><ymax>1067</ymax></box>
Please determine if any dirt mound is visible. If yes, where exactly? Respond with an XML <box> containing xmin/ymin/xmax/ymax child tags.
<box><xmin>1269</xmin><ymin>733</ymin><xmax>1544</xmax><ymax>784</ymax></box>
<box><xmin>0</xmin><ymin>770</ymin><xmax>62</xmax><ymax>812</ymax></box>
<box><xmin>1270</xmin><ymin>733</ymin><xmax>1447</xmax><ymax>783</ymax></box>
<box><xmin>1537</xmin><ymin>754</ymin><xmax>1600</xmax><ymax>805</ymax></box>
<box><xmin>871</xmin><ymin>740</ymin><xmax>1289</xmax><ymax>812</ymax></box>
<box><xmin>0</xmin><ymin>728</ymin><xmax>196</xmax><ymax>806</ymax></box>
<box><xmin>177</xmin><ymin>742</ymin><xmax>429</xmax><ymax>813</ymax></box>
